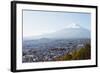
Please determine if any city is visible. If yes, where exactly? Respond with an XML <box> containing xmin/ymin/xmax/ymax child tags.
<box><xmin>22</xmin><ymin>39</ymin><xmax>90</xmax><ymax>63</ymax></box>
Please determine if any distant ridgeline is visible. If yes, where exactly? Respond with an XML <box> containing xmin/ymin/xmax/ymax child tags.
<box><xmin>23</xmin><ymin>23</ymin><xmax>90</xmax><ymax>40</ymax></box>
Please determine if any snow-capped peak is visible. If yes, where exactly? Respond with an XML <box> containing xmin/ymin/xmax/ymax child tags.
<box><xmin>66</xmin><ymin>23</ymin><xmax>81</xmax><ymax>28</ymax></box>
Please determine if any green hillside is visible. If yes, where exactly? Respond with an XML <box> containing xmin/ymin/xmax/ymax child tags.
<box><xmin>54</xmin><ymin>43</ymin><xmax>91</xmax><ymax>61</ymax></box>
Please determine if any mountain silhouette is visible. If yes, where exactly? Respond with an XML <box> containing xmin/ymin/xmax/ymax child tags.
<box><xmin>24</xmin><ymin>24</ymin><xmax>90</xmax><ymax>40</ymax></box>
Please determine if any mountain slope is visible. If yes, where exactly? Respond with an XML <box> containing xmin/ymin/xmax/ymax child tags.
<box><xmin>24</xmin><ymin>24</ymin><xmax>90</xmax><ymax>40</ymax></box>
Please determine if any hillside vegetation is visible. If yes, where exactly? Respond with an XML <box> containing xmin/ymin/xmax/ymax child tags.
<box><xmin>54</xmin><ymin>43</ymin><xmax>91</xmax><ymax>61</ymax></box>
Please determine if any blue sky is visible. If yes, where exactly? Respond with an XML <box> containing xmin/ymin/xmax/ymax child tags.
<box><xmin>23</xmin><ymin>10</ymin><xmax>91</xmax><ymax>37</ymax></box>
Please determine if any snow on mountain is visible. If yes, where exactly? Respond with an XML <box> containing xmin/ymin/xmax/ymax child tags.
<box><xmin>24</xmin><ymin>24</ymin><xmax>90</xmax><ymax>40</ymax></box>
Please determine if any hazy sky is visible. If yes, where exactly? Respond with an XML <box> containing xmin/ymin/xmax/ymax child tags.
<box><xmin>23</xmin><ymin>10</ymin><xmax>91</xmax><ymax>37</ymax></box>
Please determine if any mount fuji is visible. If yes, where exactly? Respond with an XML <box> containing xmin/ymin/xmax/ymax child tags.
<box><xmin>25</xmin><ymin>23</ymin><xmax>90</xmax><ymax>40</ymax></box>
